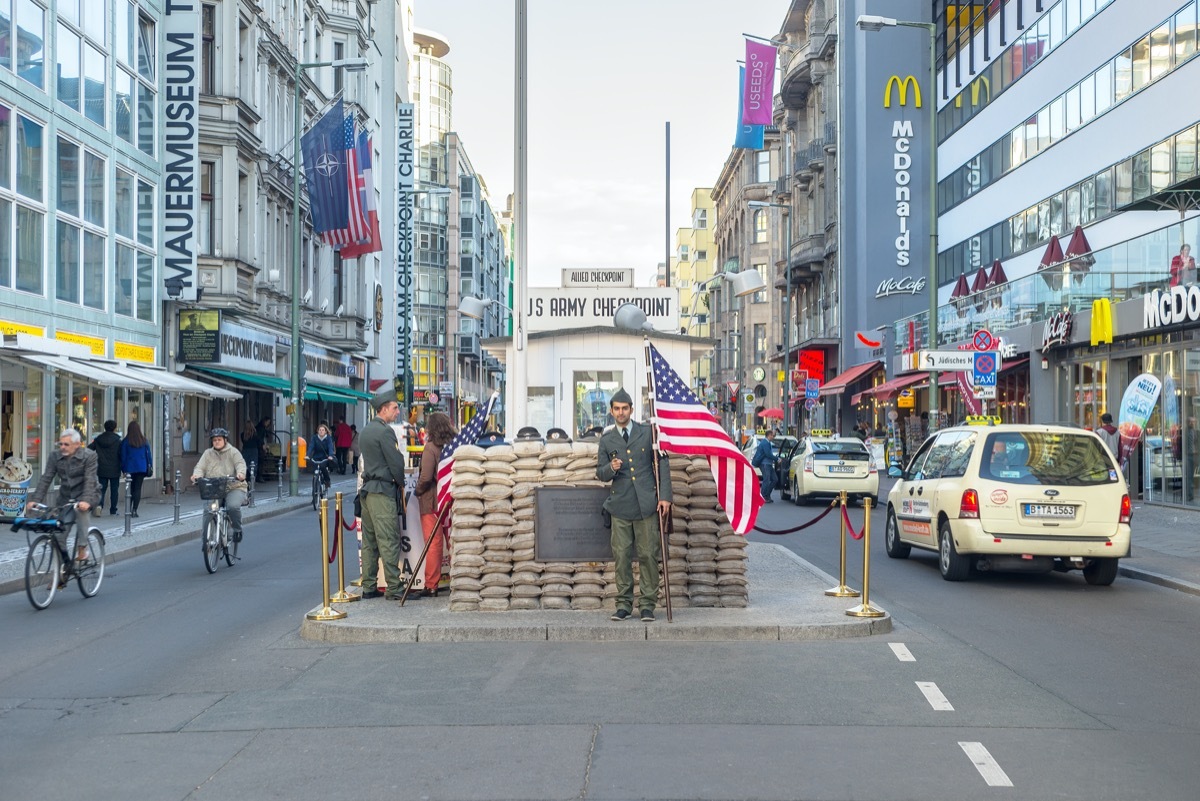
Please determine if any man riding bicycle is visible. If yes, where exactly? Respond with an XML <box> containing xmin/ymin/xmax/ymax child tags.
<box><xmin>26</xmin><ymin>428</ymin><xmax>99</xmax><ymax>563</ymax></box>
<box><xmin>190</xmin><ymin>428</ymin><xmax>247</xmax><ymax>541</ymax></box>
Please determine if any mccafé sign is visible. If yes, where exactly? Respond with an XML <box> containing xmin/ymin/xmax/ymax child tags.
<box><xmin>1144</xmin><ymin>286</ymin><xmax>1200</xmax><ymax>329</ymax></box>
<box><xmin>1041</xmin><ymin>311</ymin><xmax>1073</xmax><ymax>352</ymax></box>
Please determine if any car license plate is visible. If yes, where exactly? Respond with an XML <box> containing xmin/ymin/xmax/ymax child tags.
<box><xmin>827</xmin><ymin>465</ymin><xmax>855</xmax><ymax>474</ymax></box>
<box><xmin>1022</xmin><ymin>503</ymin><xmax>1076</xmax><ymax>519</ymax></box>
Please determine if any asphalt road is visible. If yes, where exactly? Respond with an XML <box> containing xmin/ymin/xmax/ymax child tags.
<box><xmin>1</xmin><ymin>502</ymin><xmax>1198</xmax><ymax>800</ymax></box>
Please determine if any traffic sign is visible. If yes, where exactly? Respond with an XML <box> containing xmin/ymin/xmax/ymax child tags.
<box><xmin>918</xmin><ymin>350</ymin><xmax>998</xmax><ymax>370</ymax></box>
<box><xmin>971</xmin><ymin>329</ymin><xmax>995</xmax><ymax>351</ymax></box>
<box><xmin>973</xmin><ymin>351</ymin><xmax>999</xmax><ymax>387</ymax></box>
<box><xmin>804</xmin><ymin>398</ymin><xmax>819</xmax><ymax>411</ymax></box>
<box><xmin>726</xmin><ymin>381</ymin><xmax>740</xmax><ymax>397</ymax></box>
<box><xmin>805</xmin><ymin>378</ymin><xmax>820</xmax><ymax>399</ymax></box>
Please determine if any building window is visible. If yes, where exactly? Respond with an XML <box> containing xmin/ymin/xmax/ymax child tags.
<box><xmin>199</xmin><ymin>161</ymin><xmax>214</xmax><ymax>255</ymax></box>
<box><xmin>54</xmin><ymin>138</ymin><xmax>104</xmax><ymax>310</ymax></box>
<box><xmin>694</xmin><ymin>208</ymin><xmax>707</xmax><ymax>229</ymax></box>
<box><xmin>695</xmin><ymin>249</ymin><xmax>707</xmax><ymax>261</ymax></box>
<box><xmin>756</xmin><ymin>150</ymin><xmax>770</xmax><ymax>183</ymax></box>
<box><xmin>201</xmin><ymin>4</ymin><xmax>216</xmax><ymax>95</ymax></box>
<box><xmin>678</xmin><ymin>244</ymin><xmax>689</xmax><ymax>261</ymax></box>
<box><xmin>333</xmin><ymin>41</ymin><xmax>345</xmax><ymax>94</ymax></box>
<box><xmin>753</xmin><ymin>209</ymin><xmax>767</xmax><ymax>243</ymax></box>
<box><xmin>753</xmin><ymin>263</ymin><xmax>768</xmax><ymax>303</ymax></box>
<box><xmin>114</xmin><ymin>169</ymin><xmax>155</xmax><ymax>321</ymax></box>
<box><xmin>115</xmin><ymin>9</ymin><xmax>156</xmax><ymax>154</ymax></box>
<box><xmin>754</xmin><ymin>323</ymin><xmax>766</xmax><ymax>363</ymax></box>
<box><xmin>13</xmin><ymin>0</ymin><xmax>44</xmax><ymax>90</ymax></box>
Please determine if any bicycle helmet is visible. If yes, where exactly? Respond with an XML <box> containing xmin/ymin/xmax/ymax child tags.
<box><xmin>209</xmin><ymin>427</ymin><xmax>230</xmax><ymax>440</ymax></box>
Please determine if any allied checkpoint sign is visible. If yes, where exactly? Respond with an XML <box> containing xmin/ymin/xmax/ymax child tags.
<box><xmin>526</xmin><ymin>287</ymin><xmax>679</xmax><ymax>333</ymax></box>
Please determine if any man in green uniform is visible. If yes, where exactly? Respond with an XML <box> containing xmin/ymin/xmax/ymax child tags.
<box><xmin>358</xmin><ymin>388</ymin><xmax>417</xmax><ymax>601</ymax></box>
<box><xmin>595</xmin><ymin>387</ymin><xmax>672</xmax><ymax>622</ymax></box>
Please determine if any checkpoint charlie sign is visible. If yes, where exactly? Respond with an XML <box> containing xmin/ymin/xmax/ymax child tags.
<box><xmin>526</xmin><ymin>287</ymin><xmax>679</xmax><ymax>333</ymax></box>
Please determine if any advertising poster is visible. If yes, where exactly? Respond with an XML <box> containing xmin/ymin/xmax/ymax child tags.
<box><xmin>1117</xmin><ymin>373</ymin><xmax>1163</xmax><ymax>468</ymax></box>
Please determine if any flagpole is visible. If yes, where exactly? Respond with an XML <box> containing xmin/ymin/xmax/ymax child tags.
<box><xmin>644</xmin><ymin>338</ymin><xmax>673</xmax><ymax>623</ymax></box>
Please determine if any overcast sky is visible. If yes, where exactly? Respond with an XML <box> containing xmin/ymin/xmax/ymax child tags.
<box><xmin>417</xmin><ymin>0</ymin><xmax>789</xmax><ymax>287</ymax></box>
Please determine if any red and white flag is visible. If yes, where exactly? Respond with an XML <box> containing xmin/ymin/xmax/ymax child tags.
<box><xmin>321</xmin><ymin>114</ymin><xmax>369</xmax><ymax>247</ymax></box>
<box><xmin>647</xmin><ymin>342</ymin><xmax>762</xmax><ymax>534</ymax></box>
<box><xmin>436</xmin><ymin>391</ymin><xmax>499</xmax><ymax>517</ymax></box>
<box><xmin>340</xmin><ymin>129</ymin><xmax>381</xmax><ymax>258</ymax></box>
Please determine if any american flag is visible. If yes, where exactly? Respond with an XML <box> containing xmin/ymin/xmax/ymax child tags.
<box><xmin>321</xmin><ymin>114</ymin><xmax>370</xmax><ymax>247</ymax></box>
<box><xmin>435</xmin><ymin>391</ymin><xmax>499</xmax><ymax>516</ymax></box>
<box><xmin>648</xmin><ymin>342</ymin><xmax>762</xmax><ymax>534</ymax></box>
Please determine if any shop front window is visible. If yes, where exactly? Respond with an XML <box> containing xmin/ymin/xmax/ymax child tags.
<box><xmin>1182</xmin><ymin>346</ymin><xmax>1200</xmax><ymax>506</ymax></box>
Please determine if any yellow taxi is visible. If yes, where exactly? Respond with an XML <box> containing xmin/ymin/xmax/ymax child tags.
<box><xmin>786</xmin><ymin>434</ymin><xmax>879</xmax><ymax>506</ymax></box>
<box><xmin>884</xmin><ymin>422</ymin><xmax>1131</xmax><ymax>585</ymax></box>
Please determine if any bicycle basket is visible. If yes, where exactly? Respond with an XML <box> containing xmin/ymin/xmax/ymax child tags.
<box><xmin>197</xmin><ymin>477</ymin><xmax>230</xmax><ymax>500</ymax></box>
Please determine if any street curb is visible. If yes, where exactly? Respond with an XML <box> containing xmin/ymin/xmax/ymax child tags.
<box><xmin>1119</xmin><ymin>565</ymin><xmax>1200</xmax><ymax>597</ymax></box>
<box><xmin>0</xmin><ymin>497</ymin><xmax>314</xmax><ymax>599</ymax></box>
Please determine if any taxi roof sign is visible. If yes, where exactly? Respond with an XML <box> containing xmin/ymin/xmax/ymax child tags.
<box><xmin>809</xmin><ymin>428</ymin><xmax>834</xmax><ymax>437</ymax></box>
<box><xmin>965</xmin><ymin>415</ymin><xmax>1002</xmax><ymax>426</ymax></box>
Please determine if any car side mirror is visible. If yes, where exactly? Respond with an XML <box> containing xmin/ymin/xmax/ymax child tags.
<box><xmin>888</xmin><ymin>466</ymin><xmax>903</xmax><ymax>478</ymax></box>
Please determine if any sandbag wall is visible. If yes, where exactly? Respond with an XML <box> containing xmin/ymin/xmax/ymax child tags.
<box><xmin>446</xmin><ymin>439</ymin><xmax>749</xmax><ymax>612</ymax></box>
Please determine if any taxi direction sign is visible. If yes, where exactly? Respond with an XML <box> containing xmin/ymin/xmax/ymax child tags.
<box><xmin>805</xmin><ymin>378</ymin><xmax>820</xmax><ymax>399</ymax></box>
<box><xmin>973</xmin><ymin>351</ymin><xmax>1000</xmax><ymax>399</ymax></box>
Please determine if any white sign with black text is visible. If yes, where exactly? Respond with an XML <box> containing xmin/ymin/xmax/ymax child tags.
<box><xmin>526</xmin><ymin>288</ymin><xmax>679</xmax><ymax>332</ymax></box>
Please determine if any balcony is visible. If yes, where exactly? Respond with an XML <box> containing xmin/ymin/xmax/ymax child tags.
<box><xmin>824</xmin><ymin>122</ymin><xmax>838</xmax><ymax>154</ymax></box>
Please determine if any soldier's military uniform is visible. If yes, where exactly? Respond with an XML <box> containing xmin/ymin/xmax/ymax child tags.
<box><xmin>595</xmin><ymin>389</ymin><xmax>672</xmax><ymax>617</ymax></box>
<box><xmin>359</xmin><ymin>390</ymin><xmax>409</xmax><ymax>599</ymax></box>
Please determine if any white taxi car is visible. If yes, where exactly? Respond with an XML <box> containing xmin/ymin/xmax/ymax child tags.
<box><xmin>884</xmin><ymin>423</ymin><xmax>1131</xmax><ymax>584</ymax></box>
<box><xmin>786</xmin><ymin>436</ymin><xmax>879</xmax><ymax>506</ymax></box>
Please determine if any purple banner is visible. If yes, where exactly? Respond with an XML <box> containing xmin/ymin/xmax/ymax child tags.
<box><xmin>741</xmin><ymin>40</ymin><xmax>777</xmax><ymax>126</ymax></box>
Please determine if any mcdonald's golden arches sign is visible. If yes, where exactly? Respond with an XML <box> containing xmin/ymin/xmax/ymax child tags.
<box><xmin>1091</xmin><ymin>298</ymin><xmax>1115</xmax><ymax>345</ymax></box>
<box><xmin>884</xmin><ymin>75</ymin><xmax>922</xmax><ymax>108</ymax></box>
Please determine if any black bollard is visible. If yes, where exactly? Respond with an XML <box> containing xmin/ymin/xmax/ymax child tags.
<box><xmin>247</xmin><ymin>461</ymin><xmax>256</xmax><ymax>508</ymax></box>
<box><xmin>173</xmin><ymin>469</ymin><xmax>182</xmax><ymax>524</ymax></box>
<box><xmin>123</xmin><ymin>473</ymin><xmax>132</xmax><ymax>536</ymax></box>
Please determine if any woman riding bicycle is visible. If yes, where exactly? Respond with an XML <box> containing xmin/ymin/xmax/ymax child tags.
<box><xmin>26</xmin><ymin>428</ymin><xmax>99</xmax><ymax>563</ymax></box>
<box><xmin>309</xmin><ymin>422</ymin><xmax>335</xmax><ymax>490</ymax></box>
<box><xmin>190</xmin><ymin>428</ymin><xmax>247</xmax><ymax>541</ymax></box>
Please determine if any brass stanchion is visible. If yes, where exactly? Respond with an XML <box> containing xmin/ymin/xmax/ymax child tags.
<box><xmin>306</xmin><ymin>497</ymin><xmax>346</xmax><ymax>621</ymax></box>
<box><xmin>330</xmin><ymin>492</ymin><xmax>356</xmax><ymax>603</ymax></box>
<box><xmin>825</xmin><ymin>490</ymin><xmax>861</xmax><ymax>598</ymax></box>
<box><xmin>846</xmin><ymin>496</ymin><xmax>885</xmax><ymax>617</ymax></box>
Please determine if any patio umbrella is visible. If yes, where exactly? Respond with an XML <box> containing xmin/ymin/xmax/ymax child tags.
<box><xmin>970</xmin><ymin>265</ymin><xmax>990</xmax><ymax>312</ymax></box>
<box><xmin>1037</xmin><ymin>234</ymin><xmax>1066</xmax><ymax>292</ymax></box>
<box><xmin>985</xmin><ymin>259</ymin><xmax>1009</xmax><ymax>309</ymax></box>
<box><xmin>950</xmin><ymin>273</ymin><xmax>971</xmax><ymax>317</ymax></box>
<box><xmin>1064</xmin><ymin>225</ymin><xmax>1096</xmax><ymax>286</ymax></box>
<box><xmin>759</xmin><ymin>408</ymin><xmax>784</xmax><ymax>419</ymax></box>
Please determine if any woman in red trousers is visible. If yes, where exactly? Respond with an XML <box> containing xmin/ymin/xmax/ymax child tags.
<box><xmin>413</xmin><ymin>412</ymin><xmax>457</xmax><ymax>596</ymax></box>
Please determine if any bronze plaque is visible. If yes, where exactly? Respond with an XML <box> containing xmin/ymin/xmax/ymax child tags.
<box><xmin>534</xmin><ymin>486</ymin><xmax>612</xmax><ymax>562</ymax></box>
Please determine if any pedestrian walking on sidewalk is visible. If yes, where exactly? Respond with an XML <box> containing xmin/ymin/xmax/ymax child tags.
<box><xmin>119</xmin><ymin>421</ymin><xmax>152</xmax><ymax>517</ymax></box>
<box><xmin>752</xmin><ymin>429</ymin><xmax>777</xmax><ymax>502</ymax></box>
<box><xmin>88</xmin><ymin>420</ymin><xmax>122</xmax><ymax>515</ymax></box>
<box><xmin>595</xmin><ymin>387</ymin><xmax>672</xmax><ymax>622</ymax></box>
<box><xmin>334</xmin><ymin>417</ymin><xmax>353</xmax><ymax>475</ymax></box>
<box><xmin>1097</xmin><ymin>412</ymin><xmax>1119</xmax><ymax>458</ymax></box>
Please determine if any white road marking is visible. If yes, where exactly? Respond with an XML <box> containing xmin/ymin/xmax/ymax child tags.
<box><xmin>916</xmin><ymin>681</ymin><xmax>954</xmax><ymax>710</ymax></box>
<box><xmin>889</xmin><ymin>642</ymin><xmax>915</xmax><ymax>661</ymax></box>
<box><xmin>959</xmin><ymin>741</ymin><xmax>1014</xmax><ymax>787</ymax></box>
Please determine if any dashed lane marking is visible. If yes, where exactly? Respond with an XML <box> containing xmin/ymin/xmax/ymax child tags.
<box><xmin>889</xmin><ymin>643</ymin><xmax>915</xmax><ymax>661</ymax></box>
<box><xmin>959</xmin><ymin>741</ymin><xmax>1014</xmax><ymax>787</ymax></box>
<box><xmin>916</xmin><ymin>681</ymin><xmax>954</xmax><ymax>711</ymax></box>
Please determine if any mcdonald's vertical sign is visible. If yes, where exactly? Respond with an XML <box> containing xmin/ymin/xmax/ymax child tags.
<box><xmin>1091</xmin><ymin>298</ymin><xmax>1115</xmax><ymax>345</ymax></box>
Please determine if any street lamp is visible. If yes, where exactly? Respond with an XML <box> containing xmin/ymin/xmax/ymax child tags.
<box><xmin>290</xmin><ymin>55</ymin><xmax>368</xmax><ymax>496</ymax></box>
<box><xmin>855</xmin><ymin>14</ymin><xmax>940</xmax><ymax>432</ymax></box>
<box><xmin>749</xmin><ymin>200</ymin><xmax>792</xmax><ymax>435</ymax></box>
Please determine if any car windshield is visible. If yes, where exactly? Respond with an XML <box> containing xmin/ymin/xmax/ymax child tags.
<box><xmin>981</xmin><ymin>431</ymin><xmax>1118</xmax><ymax>486</ymax></box>
<box><xmin>811</xmin><ymin>440</ymin><xmax>868</xmax><ymax>458</ymax></box>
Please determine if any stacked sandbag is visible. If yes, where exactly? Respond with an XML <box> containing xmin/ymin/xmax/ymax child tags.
<box><xmin>446</xmin><ymin>441</ymin><xmax>750</xmax><ymax>611</ymax></box>
<box><xmin>447</xmin><ymin>445</ymin><xmax>487</xmax><ymax>611</ymax></box>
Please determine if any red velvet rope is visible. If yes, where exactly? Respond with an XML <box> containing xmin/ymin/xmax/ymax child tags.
<box><xmin>841</xmin><ymin>505</ymin><xmax>865</xmax><ymax>540</ymax></box>
<box><xmin>327</xmin><ymin>525</ymin><xmax>339</xmax><ymax>564</ymax></box>
<box><xmin>751</xmin><ymin>499</ymin><xmax>839</xmax><ymax>535</ymax></box>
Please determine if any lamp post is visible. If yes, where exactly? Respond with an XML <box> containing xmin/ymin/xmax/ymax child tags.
<box><xmin>749</xmin><ymin>200</ymin><xmax>792</xmax><ymax>435</ymax></box>
<box><xmin>291</xmin><ymin>56</ymin><xmax>367</xmax><ymax>497</ymax></box>
<box><xmin>856</xmin><ymin>15</ymin><xmax>940</xmax><ymax>431</ymax></box>
<box><xmin>697</xmin><ymin>272</ymin><xmax>764</xmax><ymax>440</ymax></box>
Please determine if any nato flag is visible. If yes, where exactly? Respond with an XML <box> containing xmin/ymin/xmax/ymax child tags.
<box><xmin>301</xmin><ymin>98</ymin><xmax>350</xmax><ymax>234</ymax></box>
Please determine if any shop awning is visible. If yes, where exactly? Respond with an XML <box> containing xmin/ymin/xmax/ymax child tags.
<box><xmin>313</xmin><ymin>383</ymin><xmax>371</xmax><ymax>401</ymax></box>
<box><xmin>852</xmin><ymin>372</ymin><xmax>929</xmax><ymax>404</ymax></box>
<box><xmin>122</xmin><ymin>364</ymin><xmax>241</xmax><ymax>400</ymax></box>
<box><xmin>1000</xmin><ymin>357</ymin><xmax>1029</xmax><ymax>373</ymax></box>
<box><xmin>189</xmin><ymin>365</ymin><xmax>291</xmax><ymax>393</ymax></box>
<box><xmin>12</xmin><ymin>352</ymin><xmax>156</xmax><ymax>389</ymax></box>
<box><xmin>818</xmin><ymin>360</ymin><xmax>883</xmax><ymax>397</ymax></box>
<box><xmin>306</xmin><ymin>383</ymin><xmax>367</xmax><ymax>404</ymax></box>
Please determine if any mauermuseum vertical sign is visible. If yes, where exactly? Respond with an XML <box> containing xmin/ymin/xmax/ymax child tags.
<box><xmin>396</xmin><ymin>104</ymin><xmax>415</xmax><ymax>385</ymax></box>
<box><xmin>163</xmin><ymin>1</ymin><xmax>200</xmax><ymax>301</ymax></box>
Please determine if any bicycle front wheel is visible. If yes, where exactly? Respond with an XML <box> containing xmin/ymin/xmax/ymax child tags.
<box><xmin>221</xmin><ymin>515</ymin><xmax>234</xmax><ymax>567</ymax></box>
<box><xmin>311</xmin><ymin>474</ymin><xmax>320</xmax><ymax>510</ymax></box>
<box><xmin>25</xmin><ymin>534</ymin><xmax>61</xmax><ymax>610</ymax></box>
<box><xmin>202</xmin><ymin>518</ymin><xmax>220</xmax><ymax>573</ymax></box>
<box><xmin>76</xmin><ymin>528</ymin><xmax>106</xmax><ymax>598</ymax></box>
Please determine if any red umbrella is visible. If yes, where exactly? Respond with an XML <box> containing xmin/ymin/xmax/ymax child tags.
<box><xmin>759</xmin><ymin>408</ymin><xmax>784</xmax><ymax>419</ymax></box>
<box><xmin>1037</xmin><ymin>234</ymin><xmax>1066</xmax><ymax>291</ymax></box>
<box><xmin>1064</xmin><ymin>225</ymin><xmax>1096</xmax><ymax>285</ymax></box>
<box><xmin>970</xmin><ymin>265</ymin><xmax>990</xmax><ymax>311</ymax></box>
<box><xmin>949</xmin><ymin>273</ymin><xmax>972</xmax><ymax>317</ymax></box>
<box><xmin>985</xmin><ymin>259</ymin><xmax>1008</xmax><ymax>309</ymax></box>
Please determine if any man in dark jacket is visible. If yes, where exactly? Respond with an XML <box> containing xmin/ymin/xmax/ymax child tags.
<box><xmin>88</xmin><ymin>420</ymin><xmax>122</xmax><ymax>515</ymax></box>
<box><xmin>751</xmin><ymin>429</ymin><xmax>777</xmax><ymax>503</ymax></box>
<box><xmin>28</xmin><ymin>428</ymin><xmax>99</xmax><ymax>561</ymax></box>
<box><xmin>595</xmin><ymin>388</ymin><xmax>672</xmax><ymax>622</ymax></box>
<box><xmin>357</xmin><ymin>388</ymin><xmax>416</xmax><ymax>601</ymax></box>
